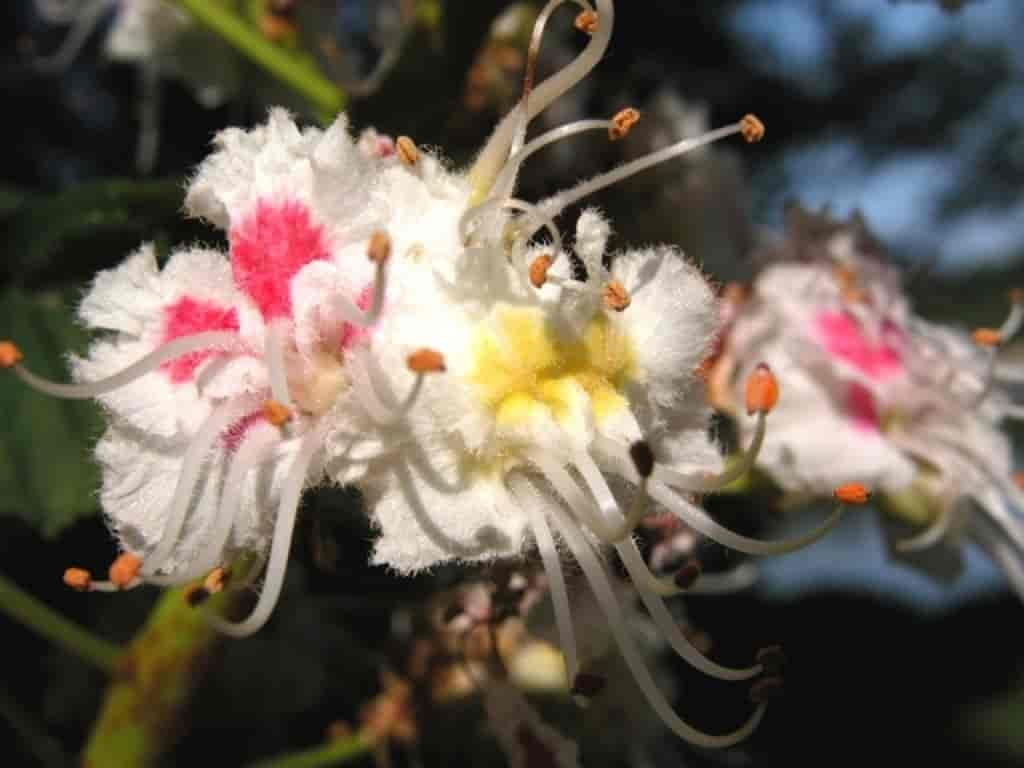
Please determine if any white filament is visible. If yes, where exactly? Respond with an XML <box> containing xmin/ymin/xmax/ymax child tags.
<box><xmin>648</xmin><ymin>481</ymin><xmax>844</xmax><ymax>557</ymax></box>
<box><xmin>210</xmin><ymin>423</ymin><xmax>324</xmax><ymax>637</ymax></box>
<box><xmin>549</xmin><ymin>501</ymin><xmax>767</xmax><ymax>748</ymax></box>
<box><xmin>142</xmin><ymin>393</ymin><xmax>262</xmax><ymax>576</ymax></box>
<box><xmin>264</xmin><ymin>319</ymin><xmax>294</xmax><ymax>410</ymax></box>
<box><xmin>14</xmin><ymin>330</ymin><xmax>240</xmax><ymax>399</ymax></box>
<box><xmin>509</xmin><ymin>474</ymin><xmax>579</xmax><ymax>686</ymax></box>
<box><xmin>654</xmin><ymin>412</ymin><xmax>766</xmax><ymax>493</ymax></box>
<box><xmin>616</xmin><ymin>538</ymin><xmax>762</xmax><ymax>682</ymax></box>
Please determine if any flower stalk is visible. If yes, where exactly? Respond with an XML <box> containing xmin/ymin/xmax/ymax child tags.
<box><xmin>169</xmin><ymin>0</ymin><xmax>345</xmax><ymax>122</ymax></box>
<box><xmin>0</xmin><ymin>571</ymin><xmax>120</xmax><ymax>673</ymax></box>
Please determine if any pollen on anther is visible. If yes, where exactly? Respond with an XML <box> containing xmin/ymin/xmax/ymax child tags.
<box><xmin>529</xmin><ymin>254</ymin><xmax>553</xmax><ymax>288</ymax></box>
<box><xmin>740</xmin><ymin>114</ymin><xmax>765</xmax><ymax>143</ymax></box>
<box><xmin>834</xmin><ymin>482</ymin><xmax>870</xmax><ymax>505</ymax></box>
<box><xmin>63</xmin><ymin>568</ymin><xmax>92</xmax><ymax>592</ymax></box>
<box><xmin>574</xmin><ymin>9</ymin><xmax>598</xmax><ymax>35</ymax></box>
<box><xmin>609</xmin><ymin>108</ymin><xmax>640</xmax><ymax>141</ymax></box>
<box><xmin>204</xmin><ymin>566</ymin><xmax>227</xmax><ymax>594</ymax></box>
<box><xmin>603</xmin><ymin>280</ymin><xmax>631</xmax><ymax>312</ymax></box>
<box><xmin>629</xmin><ymin>440</ymin><xmax>655</xmax><ymax>479</ymax></box>
<box><xmin>0</xmin><ymin>341</ymin><xmax>23</xmax><ymax>368</ymax></box>
<box><xmin>367</xmin><ymin>230</ymin><xmax>392</xmax><ymax>264</ymax></box>
<box><xmin>108</xmin><ymin>553</ymin><xmax>142</xmax><ymax>588</ymax></box>
<box><xmin>973</xmin><ymin>327</ymin><xmax>1002</xmax><ymax>347</ymax></box>
<box><xmin>744</xmin><ymin>363</ymin><xmax>779</xmax><ymax>414</ymax></box>
<box><xmin>263</xmin><ymin>399</ymin><xmax>293</xmax><ymax>427</ymax></box>
<box><xmin>407</xmin><ymin>348</ymin><xmax>446</xmax><ymax>374</ymax></box>
<box><xmin>396</xmin><ymin>136</ymin><xmax>419</xmax><ymax>167</ymax></box>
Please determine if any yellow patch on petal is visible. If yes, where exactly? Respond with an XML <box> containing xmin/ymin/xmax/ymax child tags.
<box><xmin>469</xmin><ymin>305</ymin><xmax>637</xmax><ymax>430</ymax></box>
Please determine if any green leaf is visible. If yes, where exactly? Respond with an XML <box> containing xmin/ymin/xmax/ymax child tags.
<box><xmin>0</xmin><ymin>287</ymin><xmax>103</xmax><ymax>537</ymax></box>
<box><xmin>0</xmin><ymin>178</ymin><xmax>217</xmax><ymax>287</ymax></box>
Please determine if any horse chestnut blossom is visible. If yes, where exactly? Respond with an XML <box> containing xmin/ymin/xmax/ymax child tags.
<box><xmin>3</xmin><ymin>0</ymin><xmax>867</xmax><ymax>749</ymax></box>
<box><xmin>711</xmin><ymin>206</ymin><xmax>1024</xmax><ymax>599</ymax></box>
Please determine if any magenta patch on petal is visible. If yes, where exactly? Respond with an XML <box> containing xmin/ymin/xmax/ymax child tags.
<box><xmin>230</xmin><ymin>199</ymin><xmax>330</xmax><ymax>319</ymax></box>
<box><xmin>160</xmin><ymin>297</ymin><xmax>239</xmax><ymax>383</ymax></box>
<box><xmin>815</xmin><ymin>311</ymin><xmax>903</xmax><ymax>380</ymax></box>
<box><xmin>846</xmin><ymin>382</ymin><xmax>880</xmax><ymax>432</ymax></box>
<box><xmin>222</xmin><ymin>411</ymin><xmax>265</xmax><ymax>452</ymax></box>
<box><xmin>338</xmin><ymin>284</ymin><xmax>374</xmax><ymax>351</ymax></box>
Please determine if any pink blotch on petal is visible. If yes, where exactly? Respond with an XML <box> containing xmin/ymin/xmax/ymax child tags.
<box><xmin>230</xmin><ymin>199</ymin><xmax>330</xmax><ymax>319</ymax></box>
<box><xmin>846</xmin><ymin>382</ymin><xmax>880</xmax><ymax>432</ymax></box>
<box><xmin>338</xmin><ymin>284</ymin><xmax>374</xmax><ymax>351</ymax></box>
<box><xmin>160</xmin><ymin>297</ymin><xmax>239</xmax><ymax>383</ymax></box>
<box><xmin>815</xmin><ymin>311</ymin><xmax>903</xmax><ymax>380</ymax></box>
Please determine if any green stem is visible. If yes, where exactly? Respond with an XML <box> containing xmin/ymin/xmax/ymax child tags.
<box><xmin>82</xmin><ymin>555</ymin><xmax>264</xmax><ymax>767</ymax></box>
<box><xmin>171</xmin><ymin>0</ymin><xmax>345</xmax><ymax>121</ymax></box>
<box><xmin>0</xmin><ymin>571</ymin><xmax>120</xmax><ymax>673</ymax></box>
<box><xmin>248</xmin><ymin>733</ymin><xmax>374</xmax><ymax>768</ymax></box>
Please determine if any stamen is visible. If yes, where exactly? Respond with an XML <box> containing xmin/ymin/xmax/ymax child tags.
<box><xmin>175</xmin><ymin>423</ymin><xmax>279</xmax><ymax>582</ymax></box>
<box><xmin>538</xmin><ymin>116</ymin><xmax>760</xmax><ymax>221</ymax></box>
<box><xmin>617</xmin><ymin>539</ymin><xmax>763</xmax><ymax>681</ymax></box>
<box><xmin>509</xmin><ymin>474</ymin><xmax>579</xmax><ymax>686</ymax></box>
<box><xmin>0</xmin><ymin>342</ymin><xmax>23</xmax><ymax>368</ymax></box>
<box><xmin>263</xmin><ymin>399</ymin><xmax>292</xmax><ymax>427</ymax></box>
<box><xmin>745</xmin><ymin>363</ymin><xmax>779</xmax><ymax>415</ymax></box>
<box><xmin>210</xmin><ymin>424</ymin><xmax>326</xmax><ymax>637</ymax></box>
<box><xmin>331</xmin><ymin>232</ymin><xmax>391</xmax><ymax>330</ymax></box>
<box><xmin>570</xmin><ymin>672</ymin><xmax>606</xmax><ymax>697</ymax></box>
<box><xmin>396</xmin><ymin>136</ymin><xmax>419</xmax><ymax>167</ymax></box>
<box><xmin>608</xmin><ymin>108</ymin><xmax>639</xmax><ymax>141</ymax></box>
<box><xmin>973</xmin><ymin>328</ymin><xmax>1002</xmax><ymax>348</ymax></box>
<box><xmin>264</xmin><ymin>319</ymin><xmax>294</xmax><ymax>410</ymax></box>
<box><xmin>407</xmin><ymin>348</ymin><xmax>447</xmax><ymax>374</ymax></box>
<box><xmin>574</xmin><ymin>9</ymin><xmax>598</xmax><ymax>34</ymax></box>
<box><xmin>834</xmin><ymin>483</ymin><xmax>870</xmax><ymax>505</ymax></box>
<box><xmin>468</xmin><ymin>0</ymin><xmax>612</xmax><ymax>202</ymax></box>
<box><xmin>529</xmin><ymin>254</ymin><xmax>554</xmax><ymax>288</ymax></box>
<box><xmin>204</xmin><ymin>567</ymin><xmax>227</xmax><ymax>594</ymax></box>
<box><xmin>142</xmin><ymin>394</ymin><xmax>262</xmax><ymax>576</ymax></box>
<box><xmin>549</xmin><ymin>502</ymin><xmax>768</xmax><ymax>748</ymax></box>
<box><xmin>739</xmin><ymin>114</ymin><xmax>765</xmax><ymax>143</ymax></box>
<box><xmin>602</xmin><ymin>279</ymin><xmax>631</xmax><ymax>311</ymax></box>
<box><xmin>63</xmin><ymin>568</ymin><xmax>92</xmax><ymax>592</ymax></box>
<box><xmin>647</xmin><ymin>481</ymin><xmax>848</xmax><ymax>556</ymax></box>
<box><xmin>109</xmin><ymin>553</ymin><xmax>142</xmax><ymax>589</ymax></box>
<box><xmin>367</xmin><ymin>230</ymin><xmax>392</xmax><ymax>265</ymax></box>
<box><xmin>5</xmin><ymin>331</ymin><xmax>240</xmax><ymax>399</ymax></box>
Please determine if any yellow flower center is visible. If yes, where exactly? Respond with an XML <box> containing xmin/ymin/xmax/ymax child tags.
<box><xmin>468</xmin><ymin>305</ymin><xmax>637</xmax><ymax>430</ymax></box>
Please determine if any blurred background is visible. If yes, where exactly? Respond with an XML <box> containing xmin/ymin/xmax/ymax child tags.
<box><xmin>2</xmin><ymin>0</ymin><xmax>1024</xmax><ymax>766</ymax></box>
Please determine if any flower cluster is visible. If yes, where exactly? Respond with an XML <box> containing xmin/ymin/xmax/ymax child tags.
<box><xmin>3</xmin><ymin>0</ymin><xmax>869</xmax><ymax>750</ymax></box>
<box><xmin>710</xmin><ymin>204</ymin><xmax>1024</xmax><ymax>598</ymax></box>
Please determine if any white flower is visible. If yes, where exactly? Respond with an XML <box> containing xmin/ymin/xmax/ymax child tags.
<box><xmin>716</xmin><ymin>205</ymin><xmax>1024</xmax><ymax>600</ymax></box>
<box><xmin>4</xmin><ymin>0</ymin><xmax>859</xmax><ymax>748</ymax></box>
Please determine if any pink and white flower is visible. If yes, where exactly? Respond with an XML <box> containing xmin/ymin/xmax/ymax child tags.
<box><xmin>714</xmin><ymin>205</ymin><xmax>1024</xmax><ymax>599</ymax></box>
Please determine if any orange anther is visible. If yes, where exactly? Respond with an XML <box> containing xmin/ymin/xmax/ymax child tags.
<box><xmin>367</xmin><ymin>230</ymin><xmax>392</xmax><ymax>264</ymax></box>
<box><xmin>574</xmin><ymin>9</ymin><xmax>598</xmax><ymax>35</ymax></box>
<box><xmin>529</xmin><ymin>254</ymin><xmax>553</xmax><ymax>289</ymax></box>
<box><xmin>259</xmin><ymin>12</ymin><xmax>295</xmax><ymax>42</ymax></box>
<box><xmin>63</xmin><ymin>568</ymin><xmax>91</xmax><ymax>592</ymax></box>
<box><xmin>263</xmin><ymin>399</ymin><xmax>293</xmax><ymax>427</ymax></box>
<box><xmin>108</xmin><ymin>553</ymin><xmax>142</xmax><ymax>588</ymax></box>
<box><xmin>204</xmin><ymin>566</ymin><xmax>227</xmax><ymax>594</ymax></box>
<box><xmin>396</xmin><ymin>136</ymin><xmax>419</xmax><ymax>167</ymax></box>
<box><xmin>972</xmin><ymin>327</ymin><xmax>1002</xmax><ymax>347</ymax></box>
<box><xmin>608</xmin><ymin>108</ymin><xmax>640</xmax><ymax>141</ymax></box>
<box><xmin>744</xmin><ymin>363</ymin><xmax>779</xmax><ymax>415</ymax></box>
<box><xmin>0</xmin><ymin>341</ymin><xmax>23</xmax><ymax>368</ymax></box>
<box><xmin>407</xmin><ymin>348</ymin><xmax>446</xmax><ymax>374</ymax></box>
<box><xmin>722</xmin><ymin>281</ymin><xmax>749</xmax><ymax>305</ymax></box>
<box><xmin>833</xmin><ymin>483</ymin><xmax>871</xmax><ymax>505</ymax></box>
<box><xmin>602</xmin><ymin>280</ymin><xmax>631</xmax><ymax>312</ymax></box>
<box><xmin>740</xmin><ymin>114</ymin><xmax>765</xmax><ymax>143</ymax></box>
